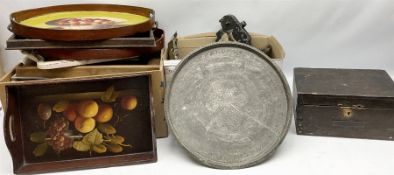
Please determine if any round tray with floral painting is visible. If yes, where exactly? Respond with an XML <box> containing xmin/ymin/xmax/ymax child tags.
<box><xmin>9</xmin><ymin>4</ymin><xmax>155</xmax><ymax>41</ymax></box>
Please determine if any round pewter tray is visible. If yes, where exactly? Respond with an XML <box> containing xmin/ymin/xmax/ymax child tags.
<box><xmin>165</xmin><ymin>42</ymin><xmax>292</xmax><ymax>169</ymax></box>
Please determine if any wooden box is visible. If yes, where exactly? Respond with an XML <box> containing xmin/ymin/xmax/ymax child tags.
<box><xmin>0</xmin><ymin>57</ymin><xmax>168</xmax><ymax>138</ymax></box>
<box><xmin>294</xmin><ymin>68</ymin><xmax>394</xmax><ymax>140</ymax></box>
<box><xmin>3</xmin><ymin>74</ymin><xmax>157</xmax><ymax>174</ymax></box>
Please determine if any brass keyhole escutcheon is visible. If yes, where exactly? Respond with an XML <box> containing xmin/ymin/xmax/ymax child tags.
<box><xmin>341</xmin><ymin>107</ymin><xmax>353</xmax><ymax>119</ymax></box>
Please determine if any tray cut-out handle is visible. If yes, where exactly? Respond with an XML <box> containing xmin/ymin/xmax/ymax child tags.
<box><xmin>4</xmin><ymin>95</ymin><xmax>17</xmax><ymax>144</ymax></box>
<box><xmin>3</xmin><ymin>93</ymin><xmax>24</xmax><ymax>173</ymax></box>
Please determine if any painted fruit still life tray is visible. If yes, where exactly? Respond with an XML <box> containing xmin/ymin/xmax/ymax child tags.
<box><xmin>9</xmin><ymin>4</ymin><xmax>155</xmax><ymax>41</ymax></box>
<box><xmin>4</xmin><ymin>75</ymin><xmax>156</xmax><ymax>173</ymax></box>
<box><xmin>29</xmin><ymin>89</ymin><xmax>139</xmax><ymax>158</ymax></box>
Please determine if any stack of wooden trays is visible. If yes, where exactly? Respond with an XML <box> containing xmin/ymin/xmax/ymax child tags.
<box><xmin>7</xmin><ymin>4</ymin><xmax>164</xmax><ymax>69</ymax></box>
<box><xmin>6</xmin><ymin>29</ymin><xmax>164</xmax><ymax>69</ymax></box>
<box><xmin>1</xmin><ymin>4</ymin><xmax>167</xmax><ymax>174</ymax></box>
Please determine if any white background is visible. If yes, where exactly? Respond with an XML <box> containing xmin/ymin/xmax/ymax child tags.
<box><xmin>0</xmin><ymin>0</ymin><xmax>394</xmax><ymax>174</ymax></box>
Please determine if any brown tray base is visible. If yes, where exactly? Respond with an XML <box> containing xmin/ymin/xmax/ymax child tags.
<box><xmin>34</xmin><ymin>29</ymin><xmax>164</xmax><ymax>60</ymax></box>
<box><xmin>6</xmin><ymin>30</ymin><xmax>155</xmax><ymax>50</ymax></box>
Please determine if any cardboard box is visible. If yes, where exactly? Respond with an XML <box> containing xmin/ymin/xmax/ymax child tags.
<box><xmin>0</xmin><ymin>57</ymin><xmax>168</xmax><ymax>138</ymax></box>
<box><xmin>163</xmin><ymin>32</ymin><xmax>286</xmax><ymax>86</ymax></box>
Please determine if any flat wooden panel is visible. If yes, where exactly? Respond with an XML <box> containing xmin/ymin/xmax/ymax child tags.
<box><xmin>15</xmin><ymin>65</ymin><xmax>159</xmax><ymax>78</ymax></box>
<box><xmin>6</xmin><ymin>31</ymin><xmax>155</xmax><ymax>50</ymax></box>
<box><xmin>296</xmin><ymin>105</ymin><xmax>394</xmax><ymax>140</ymax></box>
<box><xmin>294</xmin><ymin>68</ymin><xmax>394</xmax><ymax>98</ymax></box>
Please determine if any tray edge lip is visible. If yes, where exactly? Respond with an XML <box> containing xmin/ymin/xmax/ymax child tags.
<box><xmin>9</xmin><ymin>4</ymin><xmax>155</xmax><ymax>41</ymax></box>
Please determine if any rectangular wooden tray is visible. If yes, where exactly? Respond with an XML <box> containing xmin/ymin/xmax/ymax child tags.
<box><xmin>3</xmin><ymin>74</ymin><xmax>157</xmax><ymax>174</ymax></box>
<box><xmin>6</xmin><ymin>30</ymin><xmax>155</xmax><ymax>50</ymax></box>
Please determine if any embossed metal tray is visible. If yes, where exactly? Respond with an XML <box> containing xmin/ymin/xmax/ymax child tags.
<box><xmin>165</xmin><ymin>42</ymin><xmax>292</xmax><ymax>169</ymax></box>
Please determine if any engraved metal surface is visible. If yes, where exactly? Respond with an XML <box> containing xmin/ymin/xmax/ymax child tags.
<box><xmin>165</xmin><ymin>42</ymin><xmax>292</xmax><ymax>169</ymax></box>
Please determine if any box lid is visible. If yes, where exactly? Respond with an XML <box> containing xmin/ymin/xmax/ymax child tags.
<box><xmin>294</xmin><ymin>68</ymin><xmax>394</xmax><ymax>107</ymax></box>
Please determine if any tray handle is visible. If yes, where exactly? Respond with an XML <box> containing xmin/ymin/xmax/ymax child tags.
<box><xmin>3</xmin><ymin>93</ymin><xmax>23</xmax><ymax>172</ymax></box>
<box><xmin>5</xmin><ymin>113</ymin><xmax>16</xmax><ymax>142</ymax></box>
<box><xmin>4</xmin><ymin>94</ymin><xmax>17</xmax><ymax>143</ymax></box>
<box><xmin>150</xmin><ymin>10</ymin><xmax>155</xmax><ymax>20</ymax></box>
<box><xmin>7</xmin><ymin>24</ymin><xmax>12</xmax><ymax>32</ymax></box>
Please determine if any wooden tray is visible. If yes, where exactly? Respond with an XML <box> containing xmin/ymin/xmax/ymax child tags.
<box><xmin>6</xmin><ymin>31</ymin><xmax>155</xmax><ymax>50</ymax></box>
<box><xmin>3</xmin><ymin>74</ymin><xmax>157</xmax><ymax>174</ymax></box>
<box><xmin>9</xmin><ymin>4</ymin><xmax>155</xmax><ymax>41</ymax></box>
<box><xmin>35</xmin><ymin>28</ymin><xmax>165</xmax><ymax>60</ymax></box>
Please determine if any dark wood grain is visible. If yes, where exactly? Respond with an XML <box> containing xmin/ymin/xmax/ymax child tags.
<box><xmin>294</xmin><ymin>68</ymin><xmax>394</xmax><ymax>140</ymax></box>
